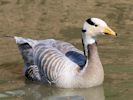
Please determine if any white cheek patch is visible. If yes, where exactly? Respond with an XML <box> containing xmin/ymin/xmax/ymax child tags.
<box><xmin>85</xmin><ymin>34</ymin><xmax>95</xmax><ymax>44</ymax></box>
<box><xmin>82</xmin><ymin>33</ymin><xmax>95</xmax><ymax>45</ymax></box>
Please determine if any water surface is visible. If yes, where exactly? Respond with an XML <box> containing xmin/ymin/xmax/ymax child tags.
<box><xmin>0</xmin><ymin>0</ymin><xmax>132</xmax><ymax>100</ymax></box>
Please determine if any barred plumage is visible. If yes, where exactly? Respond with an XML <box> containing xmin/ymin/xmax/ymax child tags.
<box><xmin>15</xmin><ymin>37</ymin><xmax>82</xmax><ymax>86</ymax></box>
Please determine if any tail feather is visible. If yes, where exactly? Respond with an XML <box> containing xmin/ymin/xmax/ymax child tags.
<box><xmin>14</xmin><ymin>37</ymin><xmax>35</xmax><ymax>72</ymax></box>
<box><xmin>14</xmin><ymin>36</ymin><xmax>42</xmax><ymax>81</ymax></box>
<box><xmin>14</xmin><ymin>36</ymin><xmax>37</xmax><ymax>47</ymax></box>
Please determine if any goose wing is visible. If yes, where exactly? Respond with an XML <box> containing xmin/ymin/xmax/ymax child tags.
<box><xmin>36</xmin><ymin>39</ymin><xmax>86</xmax><ymax>69</ymax></box>
<box><xmin>15</xmin><ymin>37</ymin><xmax>86</xmax><ymax>82</ymax></box>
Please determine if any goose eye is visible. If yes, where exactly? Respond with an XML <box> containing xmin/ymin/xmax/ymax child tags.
<box><xmin>94</xmin><ymin>24</ymin><xmax>98</xmax><ymax>27</ymax></box>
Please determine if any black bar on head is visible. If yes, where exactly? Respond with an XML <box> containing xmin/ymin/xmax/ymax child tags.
<box><xmin>86</xmin><ymin>18</ymin><xmax>95</xmax><ymax>25</ymax></box>
<box><xmin>86</xmin><ymin>18</ymin><xmax>98</xmax><ymax>27</ymax></box>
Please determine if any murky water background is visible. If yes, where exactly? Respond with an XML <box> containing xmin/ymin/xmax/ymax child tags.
<box><xmin>0</xmin><ymin>0</ymin><xmax>133</xmax><ymax>100</ymax></box>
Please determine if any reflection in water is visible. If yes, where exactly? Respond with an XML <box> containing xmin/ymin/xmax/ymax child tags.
<box><xmin>24</xmin><ymin>83</ymin><xmax>105</xmax><ymax>100</ymax></box>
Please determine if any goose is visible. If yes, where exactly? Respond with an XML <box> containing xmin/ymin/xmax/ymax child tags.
<box><xmin>15</xmin><ymin>18</ymin><xmax>117</xmax><ymax>88</ymax></box>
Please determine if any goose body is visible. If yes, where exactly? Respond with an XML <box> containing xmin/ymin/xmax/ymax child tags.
<box><xmin>15</xmin><ymin>18</ymin><xmax>116</xmax><ymax>88</ymax></box>
<box><xmin>15</xmin><ymin>37</ymin><xmax>90</xmax><ymax>88</ymax></box>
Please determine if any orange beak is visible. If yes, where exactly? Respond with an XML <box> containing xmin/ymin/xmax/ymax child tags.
<box><xmin>104</xmin><ymin>26</ymin><xmax>117</xmax><ymax>36</ymax></box>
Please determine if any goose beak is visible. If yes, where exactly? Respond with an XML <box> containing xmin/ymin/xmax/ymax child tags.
<box><xmin>104</xmin><ymin>26</ymin><xmax>117</xmax><ymax>36</ymax></box>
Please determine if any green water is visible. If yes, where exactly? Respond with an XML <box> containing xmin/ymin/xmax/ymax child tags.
<box><xmin>0</xmin><ymin>0</ymin><xmax>132</xmax><ymax>100</ymax></box>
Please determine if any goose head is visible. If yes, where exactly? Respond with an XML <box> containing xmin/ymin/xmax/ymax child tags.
<box><xmin>82</xmin><ymin>18</ymin><xmax>117</xmax><ymax>44</ymax></box>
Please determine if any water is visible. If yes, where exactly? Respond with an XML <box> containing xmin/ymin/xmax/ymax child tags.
<box><xmin>0</xmin><ymin>0</ymin><xmax>133</xmax><ymax>100</ymax></box>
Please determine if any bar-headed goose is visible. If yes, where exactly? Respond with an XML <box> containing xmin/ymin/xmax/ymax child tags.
<box><xmin>15</xmin><ymin>18</ymin><xmax>117</xmax><ymax>88</ymax></box>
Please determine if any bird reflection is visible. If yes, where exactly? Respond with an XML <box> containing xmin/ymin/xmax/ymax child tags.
<box><xmin>23</xmin><ymin>82</ymin><xmax>105</xmax><ymax>100</ymax></box>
